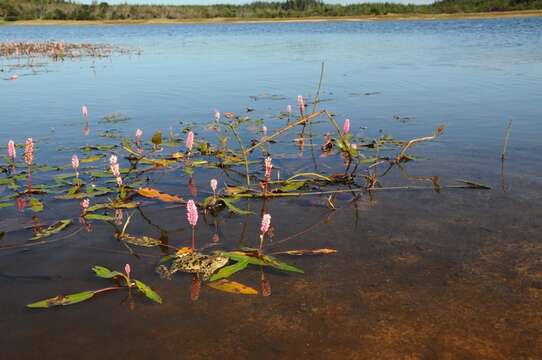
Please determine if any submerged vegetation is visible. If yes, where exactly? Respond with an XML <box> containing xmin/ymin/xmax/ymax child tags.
<box><xmin>1</xmin><ymin>60</ymin><xmax>491</xmax><ymax>308</ymax></box>
<box><xmin>0</xmin><ymin>0</ymin><xmax>541</xmax><ymax>21</ymax></box>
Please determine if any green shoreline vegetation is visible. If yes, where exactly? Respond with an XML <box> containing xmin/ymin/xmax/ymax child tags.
<box><xmin>1</xmin><ymin>0</ymin><xmax>541</xmax><ymax>23</ymax></box>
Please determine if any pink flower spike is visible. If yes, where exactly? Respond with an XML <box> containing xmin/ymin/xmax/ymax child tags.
<box><xmin>262</xmin><ymin>126</ymin><xmax>268</xmax><ymax>137</ymax></box>
<box><xmin>135</xmin><ymin>128</ymin><xmax>143</xmax><ymax>141</ymax></box>
<box><xmin>186</xmin><ymin>131</ymin><xmax>194</xmax><ymax>152</ymax></box>
<box><xmin>125</xmin><ymin>264</ymin><xmax>131</xmax><ymax>276</ymax></box>
<box><xmin>343</xmin><ymin>118</ymin><xmax>351</xmax><ymax>135</ymax></box>
<box><xmin>71</xmin><ymin>154</ymin><xmax>79</xmax><ymax>171</ymax></box>
<box><xmin>210</xmin><ymin>179</ymin><xmax>218</xmax><ymax>194</ymax></box>
<box><xmin>264</xmin><ymin>156</ymin><xmax>273</xmax><ymax>180</ymax></box>
<box><xmin>109</xmin><ymin>154</ymin><xmax>118</xmax><ymax>166</ymax></box>
<box><xmin>82</xmin><ymin>105</ymin><xmax>88</xmax><ymax>118</ymax></box>
<box><xmin>260</xmin><ymin>214</ymin><xmax>271</xmax><ymax>235</ymax></box>
<box><xmin>297</xmin><ymin>95</ymin><xmax>305</xmax><ymax>115</ymax></box>
<box><xmin>187</xmin><ymin>200</ymin><xmax>198</xmax><ymax>227</ymax></box>
<box><xmin>24</xmin><ymin>138</ymin><xmax>33</xmax><ymax>167</ymax></box>
<box><xmin>287</xmin><ymin>104</ymin><xmax>292</xmax><ymax>115</ymax></box>
<box><xmin>214</xmin><ymin>110</ymin><xmax>221</xmax><ymax>123</ymax></box>
<box><xmin>7</xmin><ymin>140</ymin><xmax>16</xmax><ymax>160</ymax></box>
<box><xmin>81</xmin><ymin>198</ymin><xmax>90</xmax><ymax>211</ymax></box>
<box><xmin>10</xmin><ymin>74</ymin><xmax>18</xmax><ymax>80</ymax></box>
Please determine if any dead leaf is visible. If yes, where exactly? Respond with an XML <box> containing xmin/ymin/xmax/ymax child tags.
<box><xmin>137</xmin><ymin>187</ymin><xmax>183</xmax><ymax>203</ymax></box>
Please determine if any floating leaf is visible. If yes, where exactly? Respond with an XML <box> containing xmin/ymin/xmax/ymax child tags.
<box><xmin>220</xmin><ymin>251</ymin><xmax>303</xmax><ymax>273</ymax></box>
<box><xmin>135</xmin><ymin>280</ymin><xmax>162</xmax><ymax>304</ymax></box>
<box><xmin>27</xmin><ymin>291</ymin><xmax>95</xmax><ymax>308</ymax></box>
<box><xmin>221</xmin><ymin>251</ymin><xmax>267</xmax><ymax>266</ymax></box>
<box><xmin>120</xmin><ymin>234</ymin><xmax>162</xmax><ymax>247</ymax></box>
<box><xmin>0</xmin><ymin>202</ymin><xmax>13</xmax><ymax>209</ymax></box>
<box><xmin>92</xmin><ymin>266</ymin><xmax>123</xmax><ymax>279</ymax></box>
<box><xmin>220</xmin><ymin>198</ymin><xmax>253</xmax><ymax>215</ymax></box>
<box><xmin>224</xmin><ymin>185</ymin><xmax>250</xmax><ymax>196</ymax></box>
<box><xmin>207</xmin><ymin>279</ymin><xmax>258</xmax><ymax>295</ymax></box>
<box><xmin>29</xmin><ymin>198</ymin><xmax>44</xmax><ymax>212</ymax></box>
<box><xmin>80</xmin><ymin>154</ymin><xmax>105</xmax><ymax>163</ymax></box>
<box><xmin>137</xmin><ymin>187</ymin><xmax>183</xmax><ymax>203</ymax></box>
<box><xmin>209</xmin><ymin>259</ymin><xmax>248</xmax><ymax>282</ymax></box>
<box><xmin>275</xmin><ymin>181</ymin><xmax>305</xmax><ymax>193</ymax></box>
<box><xmin>80</xmin><ymin>144</ymin><xmax>117</xmax><ymax>152</ymax></box>
<box><xmin>32</xmin><ymin>219</ymin><xmax>72</xmax><ymax>240</ymax></box>
<box><xmin>263</xmin><ymin>255</ymin><xmax>304</xmax><ymax>273</ymax></box>
<box><xmin>279</xmin><ymin>248</ymin><xmax>337</xmax><ymax>256</ymax></box>
<box><xmin>85</xmin><ymin>214</ymin><xmax>115</xmax><ymax>221</ymax></box>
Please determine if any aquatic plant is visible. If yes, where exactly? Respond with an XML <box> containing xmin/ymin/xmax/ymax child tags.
<box><xmin>27</xmin><ymin>264</ymin><xmax>162</xmax><ymax>308</ymax></box>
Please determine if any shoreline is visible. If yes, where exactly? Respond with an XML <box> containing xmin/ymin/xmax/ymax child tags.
<box><xmin>2</xmin><ymin>9</ymin><xmax>542</xmax><ymax>26</ymax></box>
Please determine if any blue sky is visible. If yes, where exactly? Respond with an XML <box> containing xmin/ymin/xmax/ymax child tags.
<box><xmin>80</xmin><ymin>0</ymin><xmax>435</xmax><ymax>5</ymax></box>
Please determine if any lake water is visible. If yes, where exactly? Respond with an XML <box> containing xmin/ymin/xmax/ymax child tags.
<box><xmin>1</xmin><ymin>18</ymin><xmax>542</xmax><ymax>359</ymax></box>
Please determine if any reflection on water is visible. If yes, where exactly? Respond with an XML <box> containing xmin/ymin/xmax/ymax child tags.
<box><xmin>1</xmin><ymin>17</ymin><xmax>542</xmax><ymax>359</ymax></box>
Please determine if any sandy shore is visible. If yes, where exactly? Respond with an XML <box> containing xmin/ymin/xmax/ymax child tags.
<box><xmin>2</xmin><ymin>10</ymin><xmax>542</xmax><ymax>26</ymax></box>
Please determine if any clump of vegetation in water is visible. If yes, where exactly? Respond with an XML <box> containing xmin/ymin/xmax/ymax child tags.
<box><xmin>1</xmin><ymin>68</ymin><xmax>491</xmax><ymax>308</ymax></box>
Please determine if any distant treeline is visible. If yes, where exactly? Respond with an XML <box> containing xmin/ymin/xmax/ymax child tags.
<box><xmin>1</xmin><ymin>0</ymin><xmax>541</xmax><ymax>21</ymax></box>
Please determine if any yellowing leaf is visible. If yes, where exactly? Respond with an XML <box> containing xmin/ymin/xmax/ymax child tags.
<box><xmin>207</xmin><ymin>279</ymin><xmax>258</xmax><ymax>295</ymax></box>
<box><xmin>281</xmin><ymin>248</ymin><xmax>337</xmax><ymax>256</ymax></box>
<box><xmin>136</xmin><ymin>187</ymin><xmax>183</xmax><ymax>203</ymax></box>
<box><xmin>176</xmin><ymin>247</ymin><xmax>193</xmax><ymax>255</ymax></box>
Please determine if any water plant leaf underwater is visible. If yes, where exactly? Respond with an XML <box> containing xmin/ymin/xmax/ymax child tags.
<box><xmin>207</xmin><ymin>279</ymin><xmax>258</xmax><ymax>295</ymax></box>
<box><xmin>31</xmin><ymin>219</ymin><xmax>71</xmax><ymax>240</ymax></box>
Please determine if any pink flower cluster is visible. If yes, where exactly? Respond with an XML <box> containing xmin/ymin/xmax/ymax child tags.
<box><xmin>109</xmin><ymin>155</ymin><xmax>122</xmax><ymax>186</ymax></box>
<box><xmin>343</xmin><ymin>118</ymin><xmax>350</xmax><ymax>135</ymax></box>
<box><xmin>210</xmin><ymin>178</ymin><xmax>218</xmax><ymax>195</ymax></box>
<box><xmin>264</xmin><ymin>156</ymin><xmax>273</xmax><ymax>181</ymax></box>
<box><xmin>186</xmin><ymin>131</ymin><xmax>194</xmax><ymax>152</ymax></box>
<box><xmin>7</xmin><ymin>140</ymin><xmax>16</xmax><ymax>162</ymax></box>
<box><xmin>71</xmin><ymin>154</ymin><xmax>79</xmax><ymax>171</ymax></box>
<box><xmin>187</xmin><ymin>200</ymin><xmax>198</xmax><ymax>227</ymax></box>
<box><xmin>260</xmin><ymin>214</ymin><xmax>271</xmax><ymax>235</ymax></box>
<box><xmin>24</xmin><ymin>138</ymin><xmax>33</xmax><ymax>167</ymax></box>
<box><xmin>297</xmin><ymin>95</ymin><xmax>305</xmax><ymax>117</ymax></box>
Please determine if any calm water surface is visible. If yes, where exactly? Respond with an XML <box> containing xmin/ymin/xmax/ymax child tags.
<box><xmin>1</xmin><ymin>18</ymin><xmax>542</xmax><ymax>359</ymax></box>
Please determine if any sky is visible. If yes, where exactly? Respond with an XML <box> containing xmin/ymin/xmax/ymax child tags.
<box><xmin>79</xmin><ymin>0</ymin><xmax>435</xmax><ymax>5</ymax></box>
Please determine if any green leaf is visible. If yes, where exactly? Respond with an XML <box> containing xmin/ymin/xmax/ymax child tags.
<box><xmin>29</xmin><ymin>198</ymin><xmax>44</xmax><ymax>212</ymax></box>
<box><xmin>31</xmin><ymin>219</ymin><xmax>72</xmax><ymax>240</ymax></box>
<box><xmin>0</xmin><ymin>202</ymin><xmax>13</xmax><ymax>209</ymax></box>
<box><xmin>220</xmin><ymin>251</ymin><xmax>268</xmax><ymax>266</ymax></box>
<box><xmin>263</xmin><ymin>255</ymin><xmax>304</xmax><ymax>273</ymax></box>
<box><xmin>135</xmin><ymin>280</ymin><xmax>162</xmax><ymax>304</ymax></box>
<box><xmin>81</xmin><ymin>154</ymin><xmax>105</xmax><ymax>163</ymax></box>
<box><xmin>92</xmin><ymin>266</ymin><xmax>123</xmax><ymax>279</ymax></box>
<box><xmin>220</xmin><ymin>252</ymin><xmax>303</xmax><ymax>273</ymax></box>
<box><xmin>27</xmin><ymin>291</ymin><xmax>95</xmax><ymax>308</ymax></box>
<box><xmin>85</xmin><ymin>214</ymin><xmax>115</xmax><ymax>221</ymax></box>
<box><xmin>220</xmin><ymin>198</ymin><xmax>253</xmax><ymax>215</ymax></box>
<box><xmin>209</xmin><ymin>259</ymin><xmax>247</xmax><ymax>282</ymax></box>
<box><xmin>275</xmin><ymin>181</ymin><xmax>305</xmax><ymax>193</ymax></box>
